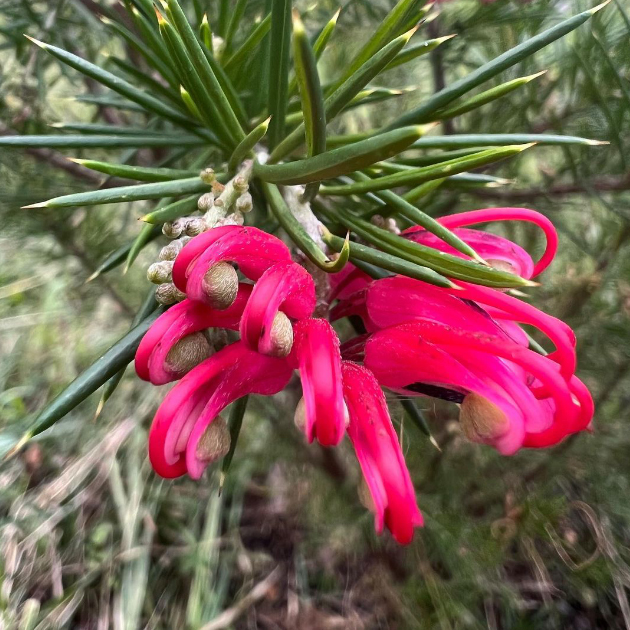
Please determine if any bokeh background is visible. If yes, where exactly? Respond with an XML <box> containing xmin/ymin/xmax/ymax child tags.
<box><xmin>1</xmin><ymin>0</ymin><xmax>630</xmax><ymax>627</ymax></box>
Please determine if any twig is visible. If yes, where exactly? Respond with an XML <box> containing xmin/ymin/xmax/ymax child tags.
<box><xmin>198</xmin><ymin>566</ymin><xmax>283</xmax><ymax>630</ymax></box>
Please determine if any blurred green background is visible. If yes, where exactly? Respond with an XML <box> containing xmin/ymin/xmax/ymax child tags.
<box><xmin>1</xmin><ymin>0</ymin><xmax>630</xmax><ymax>628</ymax></box>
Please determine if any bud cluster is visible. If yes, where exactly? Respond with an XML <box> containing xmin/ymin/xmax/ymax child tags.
<box><xmin>148</xmin><ymin>165</ymin><xmax>253</xmax><ymax>305</ymax></box>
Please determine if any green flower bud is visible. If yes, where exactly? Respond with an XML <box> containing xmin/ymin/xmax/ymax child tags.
<box><xmin>235</xmin><ymin>192</ymin><xmax>253</xmax><ymax>214</ymax></box>
<box><xmin>199</xmin><ymin>167</ymin><xmax>216</xmax><ymax>185</ymax></box>
<box><xmin>147</xmin><ymin>261</ymin><xmax>173</xmax><ymax>284</ymax></box>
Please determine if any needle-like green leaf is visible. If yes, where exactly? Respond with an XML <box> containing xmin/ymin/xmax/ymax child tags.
<box><xmin>434</xmin><ymin>71</ymin><xmax>547</xmax><ymax>121</ymax></box>
<box><xmin>95</xmin><ymin>289</ymin><xmax>159</xmax><ymax>419</ymax></box>
<box><xmin>69</xmin><ymin>159</ymin><xmax>198</xmax><ymax>182</ymax></box>
<box><xmin>165</xmin><ymin>0</ymin><xmax>246</xmax><ymax>143</ymax></box>
<box><xmin>320</xmin><ymin>144</ymin><xmax>532</xmax><ymax>195</ymax></box>
<box><xmin>262</xmin><ymin>182</ymin><xmax>349</xmax><ymax>272</ymax></box>
<box><xmin>385</xmin><ymin>35</ymin><xmax>455</xmax><ymax>71</ymax></box>
<box><xmin>267</xmin><ymin>0</ymin><xmax>292</xmax><ymax>148</ymax></box>
<box><xmin>228</xmin><ymin>117</ymin><xmax>271</xmax><ymax>173</ymax></box>
<box><xmin>24</xmin><ymin>177</ymin><xmax>211</xmax><ymax>209</ymax></box>
<box><xmin>321</xmin><ymin>229</ymin><xmax>454</xmax><ymax>288</ymax></box>
<box><xmin>6</xmin><ymin>309</ymin><xmax>163</xmax><ymax>457</ymax></box>
<box><xmin>349</xmin><ymin>173</ymin><xmax>486</xmax><ymax>263</ymax></box>
<box><xmin>0</xmin><ymin>134</ymin><xmax>206</xmax><ymax>148</ymax></box>
<box><xmin>140</xmin><ymin>195</ymin><xmax>199</xmax><ymax>223</ymax></box>
<box><xmin>388</xmin><ymin>2</ymin><xmax>610</xmax><ymax>128</ymax></box>
<box><xmin>223</xmin><ymin>14</ymin><xmax>272</xmax><ymax>74</ymax></box>
<box><xmin>331</xmin><ymin>209</ymin><xmax>533</xmax><ymax>288</ymax></box>
<box><xmin>24</xmin><ymin>36</ymin><xmax>200</xmax><ymax>132</ymax></box>
<box><xmin>292</xmin><ymin>10</ymin><xmax>327</xmax><ymax>201</ymax></box>
<box><xmin>256</xmin><ymin>125</ymin><xmax>427</xmax><ymax>185</ymax></box>
<box><xmin>287</xmin><ymin>8</ymin><xmax>340</xmax><ymax>96</ymax></box>
<box><xmin>270</xmin><ymin>28</ymin><xmax>416</xmax><ymax>162</ymax></box>
<box><xmin>329</xmin><ymin>0</ymin><xmax>420</xmax><ymax>91</ymax></box>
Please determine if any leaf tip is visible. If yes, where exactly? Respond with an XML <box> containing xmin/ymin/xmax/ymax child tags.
<box><xmin>589</xmin><ymin>0</ymin><xmax>612</xmax><ymax>14</ymax></box>
<box><xmin>331</xmin><ymin>7</ymin><xmax>342</xmax><ymax>23</ymax></box>
<box><xmin>22</xmin><ymin>201</ymin><xmax>46</xmax><ymax>209</ymax></box>
<box><xmin>4</xmin><ymin>432</ymin><xmax>31</xmax><ymax>462</ymax></box>
<box><xmin>24</xmin><ymin>34</ymin><xmax>46</xmax><ymax>48</ymax></box>
<box><xmin>587</xmin><ymin>139</ymin><xmax>610</xmax><ymax>146</ymax></box>
<box><xmin>527</xmin><ymin>70</ymin><xmax>548</xmax><ymax>81</ymax></box>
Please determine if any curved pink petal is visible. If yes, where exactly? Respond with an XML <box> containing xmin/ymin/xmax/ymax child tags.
<box><xmin>135</xmin><ymin>286</ymin><xmax>251</xmax><ymax>385</ymax></box>
<box><xmin>342</xmin><ymin>361</ymin><xmax>423</xmax><ymax>544</ymax></box>
<box><xmin>403</xmin><ymin>207</ymin><xmax>558</xmax><ymax>277</ymax></box>
<box><xmin>365</xmin><ymin>276</ymin><xmax>505</xmax><ymax>335</ymax></box>
<box><xmin>172</xmin><ymin>225</ymin><xmax>242</xmax><ymax>290</ymax></box>
<box><xmin>149</xmin><ymin>341</ymin><xmax>293</xmax><ymax>479</ymax></box>
<box><xmin>407</xmin><ymin>228</ymin><xmax>535</xmax><ymax>280</ymax></box>
<box><xmin>328</xmin><ymin>263</ymin><xmax>372</xmax><ymax>301</ymax></box>
<box><xmin>292</xmin><ymin>319</ymin><xmax>345</xmax><ymax>446</ymax></box>
<box><xmin>173</xmin><ymin>227</ymin><xmax>292</xmax><ymax>302</ymax></box>
<box><xmin>449</xmin><ymin>282</ymin><xmax>577</xmax><ymax>380</ymax></box>
<box><xmin>239</xmin><ymin>261</ymin><xmax>316</xmax><ymax>354</ymax></box>
<box><xmin>364</xmin><ymin>326</ymin><xmax>525</xmax><ymax>453</ymax></box>
<box><xmin>388</xmin><ymin>320</ymin><xmax>580</xmax><ymax>441</ymax></box>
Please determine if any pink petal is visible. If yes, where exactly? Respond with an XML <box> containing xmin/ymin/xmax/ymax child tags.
<box><xmin>403</xmin><ymin>207</ymin><xmax>558</xmax><ymax>277</ymax></box>
<box><xmin>180</xmin><ymin>227</ymin><xmax>293</xmax><ymax>304</ymax></box>
<box><xmin>342</xmin><ymin>361</ymin><xmax>423</xmax><ymax>545</ymax></box>
<box><xmin>292</xmin><ymin>319</ymin><xmax>346</xmax><ymax>446</ymax></box>
<box><xmin>239</xmin><ymin>261</ymin><xmax>316</xmax><ymax>355</ymax></box>
<box><xmin>328</xmin><ymin>263</ymin><xmax>372</xmax><ymax>301</ymax></box>
<box><xmin>172</xmin><ymin>226</ymin><xmax>242</xmax><ymax>291</ymax></box>
<box><xmin>406</xmin><ymin>228</ymin><xmax>535</xmax><ymax>280</ymax></box>
<box><xmin>135</xmin><ymin>286</ymin><xmax>251</xmax><ymax>385</ymax></box>
<box><xmin>149</xmin><ymin>341</ymin><xmax>293</xmax><ymax>479</ymax></box>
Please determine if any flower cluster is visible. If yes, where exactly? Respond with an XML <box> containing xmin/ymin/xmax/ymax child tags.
<box><xmin>136</xmin><ymin>208</ymin><xmax>593</xmax><ymax>545</ymax></box>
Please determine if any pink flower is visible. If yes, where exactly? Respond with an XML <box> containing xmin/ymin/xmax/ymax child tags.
<box><xmin>342</xmin><ymin>361</ymin><xmax>423</xmax><ymax>544</ymax></box>
<box><xmin>135</xmin><ymin>287</ymin><xmax>251</xmax><ymax>385</ymax></box>
<box><xmin>136</xmin><ymin>204</ymin><xmax>592</xmax><ymax>544</ymax></box>
<box><xmin>290</xmin><ymin>318</ymin><xmax>347</xmax><ymax>446</ymax></box>
<box><xmin>148</xmin><ymin>340</ymin><xmax>293</xmax><ymax>479</ymax></box>
<box><xmin>331</xmin><ymin>207</ymin><xmax>593</xmax><ymax>453</ymax></box>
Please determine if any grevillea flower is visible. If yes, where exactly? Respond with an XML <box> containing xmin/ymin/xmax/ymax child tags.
<box><xmin>136</xmin><ymin>205</ymin><xmax>592</xmax><ymax>545</ymax></box>
<box><xmin>342</xmin><ymin>361</ymin><xmax>423</xmax><ymax>544</ymax></box>
<box><xmin>137</xmin><ymin>222</ymin><xmax>422</xmax><ymax>543</ymax></box>
<box><xmin>332</xmin><ymin>207</ymin><xmax>593</xmax><ymax>453</ymax></box>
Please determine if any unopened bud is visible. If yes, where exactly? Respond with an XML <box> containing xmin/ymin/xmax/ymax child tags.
<box><xmin>235</xmin><ymin>192</ymin><xmax>253</xmax><ymax>214</ymax></box>
<box><xmin>385</xmin><ymin>217</ymin><xmax>400</xmax><ymax>235</ymax></box>
<box><xmin>158</xmin><ymin>240</ymin><xmax>184</xmax><ymax>261</ymax></box>
<box><xmin>198</xmin><ymin>192</ymin><xmax>214</xmax><ymax>211</ymax></box>
<box><xmin>147</xmin><ymin>261</ymin><xmax>173</xmax><ymax>284</ymax></box>
<box><xmin>185</xmin><ymin>217</ymin><xmax>208</xmax><ymax>236</ymax></box>
<box><xmin>358</xmin><ymin>477</ymin><xmax>376</xmax><ymax>513</ymax></box>
<box><xmin>202</xmin><ymin>262</ymin><xmax>239</xmax><ymax>309</ymax></box>
<box><xmin>156</xmin><ymin>282</ymin><xmax>186</xmax><ymax>305</ymax></box>
<box><xmin>459</xmin><ymin>393</ymin><xmax>509</xmax><ymax>442</ymax></box>
<box><xmin>165</xmin><ymin>332</ymin><xmax>211</xmax><ymax>377</ymax></box>
<box><xmin>163</xmin><ymin>218</ymin><xmax>186</xmax><ymax>239</ymax></box>
<box><xmin>200</xmin><ymin>167</ymin><xmax>215</xmax><ymax>184</ymax></box>
<box><xmin>268</xmin><ymin>311</ymin><xmax>293</xmax><ymax>357</ymax></box>
<box><xmin>233</xmin><ymin>175</ymin><xmax>249</xmax><ymax>194</ymax></box>
<box><xmin>196</xmin><ymin>415</ymin><xmax>231</xmax><ymax>463</ymax></box>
